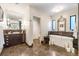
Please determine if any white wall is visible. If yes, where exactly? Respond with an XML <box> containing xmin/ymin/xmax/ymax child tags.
<box><xmin>30</xmin><ymin>6</ymin><xmax>49</xmax><ymax>41</ymax></box>
<box><xmin>52</xmin><ymin>5</ymin><xmax>78</xmax><ymax>32</ymax></box>
<box><xmin>0</xmin><ymin>3</ymin><xmax>30</xmax><ymax>30</ymax></box>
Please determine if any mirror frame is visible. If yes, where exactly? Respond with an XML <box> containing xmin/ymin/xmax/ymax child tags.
<box><xmin>57</xmin><ymin>16</ymin><xmax>66</xmax><ymax>31</ymax></box>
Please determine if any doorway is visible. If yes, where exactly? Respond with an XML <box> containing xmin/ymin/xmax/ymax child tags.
<box><xmin>33</xmin><ymin>16</ymin><xmax>41</xmax><ymax>40</ymax></box>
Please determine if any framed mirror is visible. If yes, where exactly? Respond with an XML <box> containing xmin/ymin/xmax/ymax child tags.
<box><xmin>6</xmin><ymin>13</ymin><xmax>22</xmax><ymax>30</ymax></box>
<box><xmin>58</xmin><ymin>16</ymin><xmax>66</xmax><ymax>31</ymax></box>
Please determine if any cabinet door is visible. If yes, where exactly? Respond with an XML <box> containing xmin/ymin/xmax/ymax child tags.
<box><xmin>61</xmin><ymin>36</ymin><xmax>66</xmax><ymax>48</ymax></box>
<box><xmin>61</xmin><ymin>36</ymin><xmax>73</xmax><ymax>48</ymax></box>
<box><xmin>55</xmin><ymin>35</ymin><xmax>62</xmax><ymax>47</ymax></box>
<box><xmin>9</xmin><ymin>34</ymin><xmax>23</xmax><ymax>46</ymax></box>
<box><xmin>49</xmin><ymin>35</ymin><xmax>54</xmax><ymax>44</ymax></box>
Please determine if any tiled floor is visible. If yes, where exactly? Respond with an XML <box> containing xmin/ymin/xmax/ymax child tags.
<box><xmin>1</xmin><ymin>39</ymin><xmax>77</xmax><ymax>56</ymax></box>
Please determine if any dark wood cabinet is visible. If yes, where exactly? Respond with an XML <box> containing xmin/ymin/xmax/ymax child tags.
<box><xmin>44</xmin><ymin>36</ymin><xmax>49</xmax><ymax>44</ymax></box>
<box><xmin>4</xmin><ymin>30</ymin><xmax>26</xmax><ymax>47</ymax></box>
<box><xmin>73</xmin><ymin>39</ymin><xmax>78</xmax><ymax>49</ymax></box>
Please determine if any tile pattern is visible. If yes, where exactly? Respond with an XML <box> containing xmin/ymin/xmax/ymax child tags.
<box><xmin>1</xmin><ymin>39</ymin><xmax>77</xmax><ymax>56</ymax></box>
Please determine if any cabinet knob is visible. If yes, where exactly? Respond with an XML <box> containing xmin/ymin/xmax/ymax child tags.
<box><xmin>6</xmin><ymin>44</ymin><xmax>8</xmax><ymax>45</ymax></box>
<box><xmin>6</xmin><ymin>39</ymin><xmax>8</xmax><ymax>40</ymax></box>
<box><xmin>6</xmin><ymin>41</ymin><xmax>8</xmax><ymax>42</ymax></box>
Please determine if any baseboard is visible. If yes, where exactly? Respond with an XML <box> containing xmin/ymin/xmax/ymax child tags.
<box><xmin>25</xmin><ymin>42</ymin><xmax>33</xmax><ymax>48</ymax></box>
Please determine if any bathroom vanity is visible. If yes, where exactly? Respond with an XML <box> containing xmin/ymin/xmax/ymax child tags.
<box><xmin>48</xmin><ymin>31</ymin><xmax>75</xmax><ymax>53</ymax></box>
<box><xmin>3</xmin><ymin>30</ymin><xmax>26</xmax><ymax>47</ymax></box>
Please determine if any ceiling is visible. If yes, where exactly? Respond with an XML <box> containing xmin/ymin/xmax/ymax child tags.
<box><xmin>29</xmin><ymin>3</ymin><xmax>77</xmax><ymax>15</ymax></box>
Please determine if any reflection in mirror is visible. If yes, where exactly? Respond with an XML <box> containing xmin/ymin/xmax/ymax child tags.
<box><xmin>7</xmin><ymin>14</ymin><xmax>22</xmax><ymax>30</ymax></box>
<box><xmin>58</xmin><ymin>16</ymin><xmax>66</xmax><ymax>31</ymax></box>
<box><xmin>52</xmin><ymin>20</ymin><xmax>56</xmax><ymax>31</ymax></box>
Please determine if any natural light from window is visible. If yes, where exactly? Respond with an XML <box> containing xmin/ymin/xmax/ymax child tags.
<box><xmin>70</xmin><ymin>15</ymin><xmax>76</xmax><ymax>31</ymax></box>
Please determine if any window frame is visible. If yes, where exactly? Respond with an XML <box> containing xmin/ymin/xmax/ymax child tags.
<box><xmin>52</xmin><ymin>20</ymin><xmax>56</xmax><ymax>31</ymax></box>
<box><xmin>70</xmin><ymin>15</ymin><xmax>76</xmax><ymax>31</ymax></box>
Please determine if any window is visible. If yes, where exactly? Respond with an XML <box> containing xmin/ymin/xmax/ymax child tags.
<box><xmin>52</xmin><ymin>20</ymin><xmax>56</xmax><ymax>31</ymax></box>
<box><xmin>48</xmin><ymin>20</ymin><xmax>56</xmax><ymax>31</ymax></box>
<box><xmin>70</xmin><ymin>15</ymin><xmax>76</xmax><ymax>31</ymax></box>
<box><xmin>48</xmin><ymin>20</ymin><xmax>52</xmax><ymax>31</ymax></box>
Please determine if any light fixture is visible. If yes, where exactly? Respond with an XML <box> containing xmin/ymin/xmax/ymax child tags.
<box><xmin>51</xmin><ymin>6</ymin><xmax>64</xmax><ymax>13</ymax></box>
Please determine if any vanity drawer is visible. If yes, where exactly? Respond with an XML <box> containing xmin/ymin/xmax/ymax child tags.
<box><xmin>4</xmin><ymin>34</ymin><xmax>9</xmax><ymax>38</ymax></box>
<box><xmin>4</xmin><ymin>34</ymin><xmax>24</xmax><ymax>47</ymax></box>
